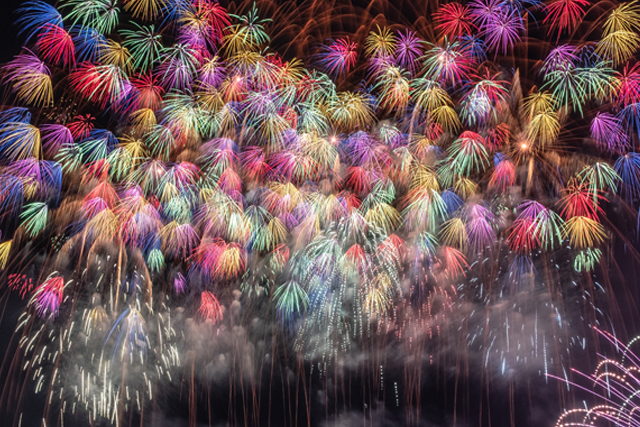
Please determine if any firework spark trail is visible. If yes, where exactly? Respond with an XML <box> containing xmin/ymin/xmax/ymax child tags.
<box><xmin>553</xmin><ymin>328</ymin><xmax>640</xmax><ymax>427</ymax></box>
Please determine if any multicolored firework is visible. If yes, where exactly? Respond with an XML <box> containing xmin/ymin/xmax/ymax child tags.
<box><xmin>0</xmin><ymin>0</ymin><xmax>640</xmax><ymax>426</ymax></box>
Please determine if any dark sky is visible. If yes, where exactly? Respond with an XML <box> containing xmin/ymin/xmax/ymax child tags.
<box><xmin>0</xmin><ymin>0</ymin><xmax>30</xmax><ymax>63</ymax></box>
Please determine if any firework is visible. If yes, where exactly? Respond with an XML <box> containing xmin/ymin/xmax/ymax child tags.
<box><xmin>0</xmin><ymin>0</ymin><xmax>639</xmax><ymax>426</ymax></box>
<box><xmin>555</xmin><ymin>329</ymin><xmax>640</xmax><ymax>427</ymax></box>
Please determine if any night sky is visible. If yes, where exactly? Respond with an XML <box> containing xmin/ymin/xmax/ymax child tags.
<box><xmin>0</xmin><ymin>1</ymin><xmax>32</xmax><ymax>63</ymax></box>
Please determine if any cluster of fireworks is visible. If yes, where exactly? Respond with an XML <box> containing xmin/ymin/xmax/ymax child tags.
<box><xmin>1</xmin><ymin>0</ymin><xmax>640</xmax><ymax>425</ymax></box>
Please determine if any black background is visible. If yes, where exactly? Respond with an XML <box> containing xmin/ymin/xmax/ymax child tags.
<box><xmin>0</xmin><ymin>0</ymin><xmax>35</xmax><ymax>63</ymax></box>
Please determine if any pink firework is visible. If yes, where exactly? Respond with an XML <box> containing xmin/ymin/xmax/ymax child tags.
<box><xmin>198</xmin><ymin>291</ymin><xmax>223</xmax><ymax>323</ymax></box>
<box><xmin>319</xmin><ymin>37</ymin><xmax>358</xmax><ymax>77</ymax></box>
<box><xmin>32</xmin><ymin>275</ymin><xmax>66</xmax><ymax>319</ymax></box>
<box><xmin>435</xmin><ymin>3</ymin><xmax>476</xmax><ymax>38</ymax></box>
<box><xmin>36</xmin><ymin>24</ymin><xmax>75</xmax><ymax>67</ymax></box>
